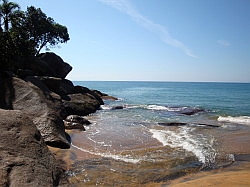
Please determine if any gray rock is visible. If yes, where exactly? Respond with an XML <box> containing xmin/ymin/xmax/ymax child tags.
<box><xmin>64</xmin><ymin>121</ymin><xmax>86</xmax><ymax>131</ymax></box>
<box><xmin>64</xmin><ymin>115</ymin><xmax>91</xmax><ymax>131</ymax></box>
<box><xmin>65</xmin><ymin>115</ymin><xmax>91</xmax><ymax>125</ymax></box>
<box><xmin>74</xmin><ymin>86</ymin><xmax>104</xmax><ymax>105</ymax></box>
<box><xmin>0</xmin><ymin>109</ymin><xmax>64</xmax><ymax>187</ymax></box>
<box><xmin>1</xmin><ymin>75</ymin><xmax>70</xmax><ymax>149</ymax></box>
<box><xmin>63</xmin><ymin>93</ymin><xmax>101</xmax><ymax>116</ymax></box>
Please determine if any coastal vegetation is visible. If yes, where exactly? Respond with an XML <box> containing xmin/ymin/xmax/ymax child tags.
<box><xmin>0</xmin><ymin>0</ymin><xmax>69</xmax><ymax>70</ymax></box>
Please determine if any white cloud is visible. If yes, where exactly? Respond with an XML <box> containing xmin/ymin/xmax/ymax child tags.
<box><xmin>98</xmin><ymin>0</ymin><xmax>197</xmax><ymax>58</ymax></box>
<box><xmin>217</xmin><ymin>40</ymin><xmax>231</xmax><ymax>47</ymax></box>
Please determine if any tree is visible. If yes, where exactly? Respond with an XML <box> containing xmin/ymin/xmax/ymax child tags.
<box><xmin>23</xmin><ymin>6</ymin><xmax>70</xmax><ymax>55</ymax></box>
<box><xmin>0</xmin><ymin>0</ymin><xmax>20</xmax><ymax>32</ymax></box>
<box><xmin>0</xmin><ymin>1</ymin><xmax>70</xmax><ymax>67</ymax></box>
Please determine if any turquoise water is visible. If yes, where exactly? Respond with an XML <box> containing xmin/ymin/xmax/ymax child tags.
<box><xmin>69</xmin><ymin>81</ymin><xmax>250</xmax><ymax>185</ymax></box>
<box><xmin>74</xmin><ymin>81</ymin><xmax>250</xmax><ymax>116</ymax></box>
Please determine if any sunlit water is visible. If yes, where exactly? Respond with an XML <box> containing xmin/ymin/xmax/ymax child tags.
<box><xmin>67</xmin><ymin>81</ymin><xmax>250</xmax><ymax>186</ymax></box>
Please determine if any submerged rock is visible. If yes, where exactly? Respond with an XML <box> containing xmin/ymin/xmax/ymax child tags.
<box><xmin>111</xmin><ymin>105</ymin><xmax>124</xmax><ymax>110</ymax></box>
<box><xmin>178</xmin><ymin>107</ymin><xmax>205</xmax><ymax>115</ymax></box>
<box><xmin>158</xmin><ymin>122</ymin><xmax>220</xmax><ymax>128</ymax></box>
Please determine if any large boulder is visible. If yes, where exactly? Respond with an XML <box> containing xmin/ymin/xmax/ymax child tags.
<box><xmin>0</xmin><ymin>109</ymin><xmax>64</xmax><ymax>187</ymax></box>
<box><xmin>35</xmin><ymin>76</ymin><xmax>75</xmax><ymax>97</ymax></box>
<box><xmin>63</xmin><ymin>93</ymin><xmax>101</xmax><ymax>116</ymax></box>
<box><xmin>16</xmin><ymin>56</ymin><xmax>55</xmax><ymax>77</ymax></box>
<box><xmin>74</xmin><ymin>86</ymin><xmax>104</xmax><ymax>105</ymax></box>
<box><xmin>1</xmin><ymin>75</ymin><xmax>70</xmax><ymax>149</ymax></box>
<box><xmin>38</xmin><ymin>52</ymin><xmax>72</xmax><ymax>78</ymax></box>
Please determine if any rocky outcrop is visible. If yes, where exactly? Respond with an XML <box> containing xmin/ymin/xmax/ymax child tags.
<box><xmin>63</xmin><ymin>93</ymin><xmax>101</xmax><ymax>116</ymax></box>
<box><xmin>0</xmin><ymin>109</ymin><xmax>64</xmax><ymax>187</ymax></box>
<box><xmin>38</xmin><ymin>52</ymin><xmax>72</xmax><ymax>78</ymax></box>
<box><xmin>13</xmin><ymin>52</ymin><xmax>72</xmax><ymax>79</ymax></box>
<box><xmin>1</xmin><ymin>75</ymin><xmax>70</xmax><ymax>149</ymax></box>
<box><xmin>91</xmin><ymin>89</ymin><xmax>118</xmax><ymax>101</ymax></box>
<box><xmin>35</xmin><ymin>76</ymin><xmax>75</xmax><ymax>98</ymax></box>
<box><xmin>0</xmin><ymin>53</ymin><xmax>113</xmax><ymax>186</ymax></box>
<box><xmin>74</xmin><ymin>86</ymin><xmax>104</xmax><ymax>105</ymax></box>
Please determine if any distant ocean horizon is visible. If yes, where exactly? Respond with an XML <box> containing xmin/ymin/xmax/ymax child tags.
<box><xmin>69</xmin><ymin>81</ymin><xmax>250</xmax><ymax>185</ymax></box>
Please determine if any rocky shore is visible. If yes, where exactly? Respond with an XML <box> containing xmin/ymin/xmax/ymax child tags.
<box><xmin>0</xmin><ymin>52</ymin><xmax>116</xmax><ymax>186</ymax></box>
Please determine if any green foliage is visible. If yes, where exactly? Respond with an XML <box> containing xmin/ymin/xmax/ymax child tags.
<box><xmin>0</xmin><ymin>0</ymin><xmax>70</xmax><ymax>69</ymax></box>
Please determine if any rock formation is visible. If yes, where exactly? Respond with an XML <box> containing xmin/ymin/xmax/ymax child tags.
<box><xmin>0</xmin><ymin>52</ymin><xmax>111</xmax><ymax>186</ymax></box>
<box><xmin>0</xmin><ymin>109</ymin><xmax>64</xmax><ymax>187</ymax></box>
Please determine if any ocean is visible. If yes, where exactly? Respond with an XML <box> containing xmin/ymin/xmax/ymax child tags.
<box><xmin>68</xmin><ymin>81</ymin><xmax>250</xmax><ymax>186</ymax></box>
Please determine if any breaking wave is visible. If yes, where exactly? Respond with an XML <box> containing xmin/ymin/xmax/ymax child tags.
<box><xmin>218</xmin><ymin>116</ymin><xmax>250</xmax><ymax>125</ymax></box>
<box><xmin>149</xmin><ymin>127</ymin><xmax>216</xmax><ymax>164</ymax></box>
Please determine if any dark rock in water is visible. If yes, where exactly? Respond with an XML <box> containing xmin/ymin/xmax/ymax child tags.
<box><xmin>75</xmin><ymin>85</ymin><xmax>118</xmax><ymax>101</ymax></box>
<box><xmin>63</xmin><ymin>93</ymin><xmax>101</xmax><ymax>116</ymax></box>
<box><xmin>158</xmin><ymin>122</ymin><xmax>220</xmax><ymax>128</ymax></box>
<box><xmin>64</xmin><ymin>115</ymin><xmax>91</xmax><ymax>131</ymax></box>
<box><xmin>101</xmin><ymin>95</ymin><xmax>118</xmax><ymax>100</ymax></box>
<box><xmin>91</xmin><ymin>89</ymin><xmax>118</xmax><ymax>101</ymax></box>
<box><xmin>1</xmin><ymin>75</ymin><xmax>70</xmax><ymax>149</ymax></box>
<box><xmin>38</xmin><ymin>52</ymin><xmax>72</xmax><ymax>78</ymax></box>
<box><xmin>178</xmin><ymin>107</ymin><xmax>205</xmax><ymax>115</ymax></box>
<box><xmin>0</xmin><ymin>109</ymin><xmax>64</xmax><ymax>186</ymax></box>
<box><xmin>158</xmin><ymin>122</ymin><xmax>187</xmax><ymax>126</ymax></box>
<box><xmin>64</xmin><ymin>121</ymin><xmax>86</xmax><ymax>131</ymax></box>
<box><xmin>92</xmin><ymin>89</ymin><xmax>108</xmax><ymax>97</ymax></box>
<box><xmin>65</xmin><ymin>115</ymin><xmax>91</xmax><ymax>125</ymax></box>
<box><xmin>74</xmin><ymin>86</ymin><xmax>104</xmax><ymax>105</ymax></box>
<box><xmin>111</xmin><ymin>105</ymin><xmax>124</xmax><ymax>110</ymax></box>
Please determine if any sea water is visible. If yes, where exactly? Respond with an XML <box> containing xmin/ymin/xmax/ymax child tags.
<box><xmin>69</xmin><ymin>81</ymin><xmax>250</xmax><ymax>185</ymax></box>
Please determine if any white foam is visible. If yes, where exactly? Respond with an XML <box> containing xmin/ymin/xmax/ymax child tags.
<box><xmin>100</xmin><ymin>105</ymin><xmax>112</xmax><ymax>110</ymax></box>
<box><xmin>146</xmin><ymin>105</ymin><xmax>169</xmax><ymax>110</ymax></box>
<box><xmin>149</xmin><ymin>127</ymin><xmax>216</xmax><ymax>164</ymax></box>
<box><xmin>71</xmin><ymin>144</ymin><xmax>141</xmax><ymax>164</ymax></box>
<box><xmin>218</xmin><ymin>116</ymin><xmax>250</xmax><ymax>125</ymax></box>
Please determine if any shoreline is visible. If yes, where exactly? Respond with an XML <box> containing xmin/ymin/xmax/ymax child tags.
<box><xmin>49</xmin><ymin>129</ymin><xmax>250</xmax><ymax>187</ymax></box>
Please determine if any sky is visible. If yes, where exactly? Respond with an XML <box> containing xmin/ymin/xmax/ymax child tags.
<box><xmin>15</xmin><ymin>0</ymin><xmax>250</xmax><ymax>82</ymax></box>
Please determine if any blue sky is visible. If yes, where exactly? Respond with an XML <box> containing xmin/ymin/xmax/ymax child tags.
<box><xmin>16</xmin><ymin>0</ymin><xmax>250</xmax><ymax>82</ymax></box>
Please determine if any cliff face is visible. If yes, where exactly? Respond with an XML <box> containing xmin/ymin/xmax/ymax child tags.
<box><xmin>0</xmin><ymin>52</ymin><xmax>109</xmax><ymax>186</ymax></box>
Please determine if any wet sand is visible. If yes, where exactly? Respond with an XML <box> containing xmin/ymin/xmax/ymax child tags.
<box><xmin>164</xmin><ymin>161</ymin><xmax>250</xmax><ymax>187</ymax></box>
<box><xmin>49</xmin><ymin>127</ymin><xmax>250</xmax><ymax>186</ymax></box>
